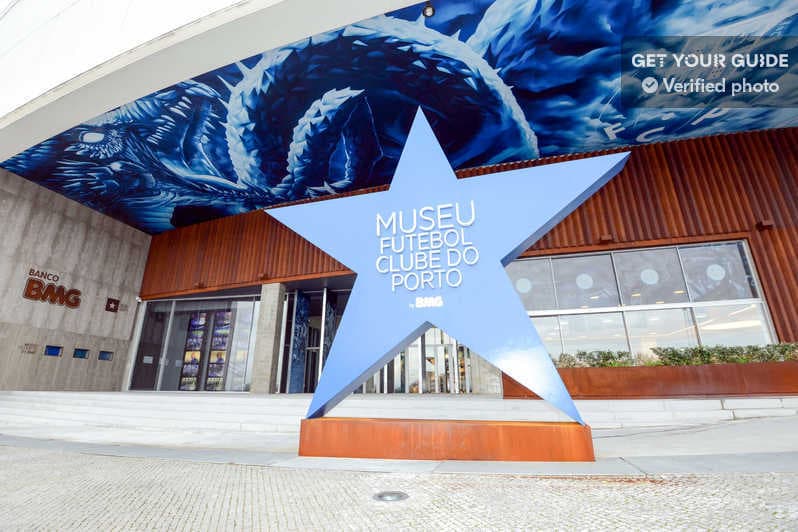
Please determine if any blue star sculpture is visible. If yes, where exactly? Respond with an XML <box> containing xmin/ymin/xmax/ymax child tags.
<box><xmin>267</xmin><ymin>108</ymin><xmax>629</xmax><ymax>424</ymax></box>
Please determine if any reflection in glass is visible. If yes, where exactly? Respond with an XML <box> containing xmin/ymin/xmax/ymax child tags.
<box><xmin>152</xmin><ymin>298</ymin><xmax>257</xmax><ymax>392</ymax></box>
<box><xmin>560</xmin><ymin>312</ymin><xmax>628</xmax><ymax>354</ymax></box>
<box><xmin>390</xmin><ymin>329</ymin><xmax>480</xmax><ymax>394</ymax></box>
<box><xmin>457</xmin><ymin>345</ymin><xmax>471</xmax><ymax>393</ymax></box>
<box><xmin>405</xmin><ymin>341</ymin><xmax>420</xmax><ymax>393</ymax></box>
<box><xmin>553</xmin><ymin>254</ymin><xmax>620</xmax><ymax>309</ymax></box>
<box><xmin>364</xmin><ymin>368</ymin><xmax>378</xmax><ymax>393</ymax></box>
<box><xmin>695</xmin><ymin>304</ymin><xmax>771</xmax><ymax>346</ymax></box>
<box><xmin>680</xmin><ymin>243</ymin><xmax>756</xmax><ymax>301</ymax></box>
<box><xmin>130</xmin><ymin>301</ymin><xmax>172</xmax><ymax>390</ymax></box>
<box><xmin>422</xmin><ymin>329</ymin><xmax>440</xmax><ymax>393</ymax></box>
<box><xmin>505</xmin><ymin>258</ymin><xmax>557</xmax><ymax>311</ymax></box>
<box><xmin>614</xmin><ymin>248</ymin><xmax>689</xmax><ymax>305</ymax></box>
<box><xmin>531</xmin><ymin>316</ymin><xmax>563</xmax><ymax>359</ymax></box>
<box><xmin>625</xmin><ymin>308</ymin><xmax>698</xmax><ymax>358</ymax></box>
<box><xmin>392</xmin><ymin>353</ymin><xmax>405</xmax><ymax>393</ymax></box>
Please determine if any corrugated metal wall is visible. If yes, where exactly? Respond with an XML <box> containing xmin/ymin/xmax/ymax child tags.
<box><xmin>140</xmin><ymin>127</ymin><xmax>798</xmax><ymax>341</ymax></box>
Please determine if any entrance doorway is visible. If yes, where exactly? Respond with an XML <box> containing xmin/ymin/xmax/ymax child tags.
<box><xmin>277</xmin><ymin>289</ymin><xmax>500</xmax><ymax>395</ymax></box>
<box><xmin>362</xmin><ymin>329</ymin><xmax>472</xmax><ymax>394</ymax></box>
<box><xmin>130</xmin><ymin>296</ymin><xmax>260</xmax><ymax>391</ymax></box>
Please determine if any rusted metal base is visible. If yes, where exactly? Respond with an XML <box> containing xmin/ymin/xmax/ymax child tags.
<box><xmin>503</xmin><ymin>361</ymin><xmax>798</xmax><ymax>399</ymax></box>
<box><xmin>298</xmin><ymin>417</ymin><xmax>595</xmax><ymax>462</ymax></box>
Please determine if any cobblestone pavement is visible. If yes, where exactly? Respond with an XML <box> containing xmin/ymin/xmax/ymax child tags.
<box><xmin>1</xmin><ymin>446</ymin><xmax>797</xmax><ymax>530</ymax></box>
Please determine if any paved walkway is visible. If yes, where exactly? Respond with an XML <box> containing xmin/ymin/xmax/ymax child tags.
<box><xmin>1</xmin><ymin>416</ymin><xmax>797</xmax><ymax>529</ymax></box>
<box><xmin>2</xmin><ymin>415</ymin><xmax>798</xmax><ymax>474</ymax></box>
<box><xmin>0</xmin><ymin>445</ymin><xmax>795</xmax><ymax>530</ymax></box>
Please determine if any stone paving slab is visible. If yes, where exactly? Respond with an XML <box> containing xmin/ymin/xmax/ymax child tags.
<box><xmin>0</xmin><ymin>446</ymin><xmax>796</xmax><ymax>530</ymax></box>
<box><xmin>624</xmin><ymin>452</ymin><xmax>798</xmax><ymax>474</ymax></box>
<box><xmin>431</xmin><ymin>457</ymin><xmax>643</xmax><ymax>476</ymax></box>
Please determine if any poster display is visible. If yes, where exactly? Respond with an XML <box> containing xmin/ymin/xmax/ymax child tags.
<box><xmin>179</xmin><ymin>312</ymin><xmax>207</xmax><ymax>391</ymax></box>
<box><xmin>205</xmin><ymin>311</ymin><xmax>232</xmax><ymax>391</ymax></box>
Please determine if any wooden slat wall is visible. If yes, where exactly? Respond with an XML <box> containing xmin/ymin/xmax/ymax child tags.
<box><xmin>140</xmin><ymin>210</ymin><xmax>349</xmax><ymax>298</ymax></box>
<box><xmin>139</xmin><ymin>128</ymin><xmax>798</xmax><ymax>341</ymax></box>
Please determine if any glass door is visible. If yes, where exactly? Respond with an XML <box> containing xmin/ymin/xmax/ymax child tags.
<box><xmin>360</xmin><ymin>328</ymin><xmax>473</xmax><ymax>394</ymax></box>
<box><xmin>130</xmin><ymin>296</ymin><xmax>259</xmax><ymax>392</ymax></box>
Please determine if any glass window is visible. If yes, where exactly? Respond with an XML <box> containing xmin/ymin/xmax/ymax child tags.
<box><xmin>405</xmin><ymin>340</ymin><xmax>421</xmax><ymax>393</ymax></box>
<box><xmin>44</xmin><ymin>345</ymin><xmax>62</xmax><ymax>357</ymax></box>
<box><xmin>680</xmin><ymin>242</ymin><xmax>757</xmax><ymax>302</ymax></box>
<box><xmin>225</xmin><ymin>300</ymin><xmax>259</xmax><ymax>392</ymax></box>
<box><xmin>553</xmin><ymin>254</ymin><xmax>620</xmax><ymax>309</ymax></box>
<box><xmin>130</xmin><ymin>300</ymin><xmax>172</xmax><ymax>390</ymax></box>
<box><xmin>392</xmin><ymin>353</ymin><xmax>406</xmax><ymax>393</ymax></box>
<box><xmin>694</xmin><ymin>303</ymin><xmax>772</xmax><ymax>347</ymax></box>
<box><xmin>625</xmin><ymin>308</ymin><xmax>698</xmax><ymax>358</ymax></box>
<box><xmin>614</xmin><ymin>248</ymin><xmax>689</xmax><ymax>305</ymax></box>
<box><xmin>559</xmin><ymin>312</ymin><xmax>628</xmax><ymax>354</ymax></box>
<box><xmin>131</xmin><ymin>297</ymin><xmax>258</xmax><ymax>392</ymax></box>
<box><xmin>531</xmin><ymin>316</ymin><xmax>563</xmax><ymax>359</ymax></box>
<box><xmin>505</xmin><ymin>258</ymin><xmax>557</xmax><ymax>311</ymax></box>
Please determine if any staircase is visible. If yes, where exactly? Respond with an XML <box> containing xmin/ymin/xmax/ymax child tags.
<box><xmin>0</xmin><ymin>391</ymin><xmax>795</xmax><ymax>436</ymax></box>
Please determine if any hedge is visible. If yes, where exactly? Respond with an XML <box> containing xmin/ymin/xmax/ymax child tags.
<box><xmin>553</xmin><ymin>343</ymin><xmax>798</xmax><ymax>368</ymax></box>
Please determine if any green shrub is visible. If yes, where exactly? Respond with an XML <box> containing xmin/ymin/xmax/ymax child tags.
<box><xmin>555</xmin><ymin>353</ymin><xmax>583</xmax><ymax>368</ymax></box>
<box><xmin>712</xmin><ymin>345</ymin><xmax>751</xmax><ymax>364</ymax></box>
<box><xmin>578</xmin><ymin>350</ymin><xmax>634</xmax><ymax>367</ymax></box>
<box><xmin>553</xmin><ymin>350</ymin><xmax>634</xmax><ymax>368</ymax></box>
<box><xmin>555</xmin><ymin>343</ymin><xmax>798</xmax><ymax>367</ymax></box>
<box><xmin>650</xmin><ymin>347</ymin><xmax>691</xmax><ymax>366</ymax></box>
<box><xmin>773</xmin><ymin>343</ymin><xmax>798</xmax><ymax>362</ymax></box>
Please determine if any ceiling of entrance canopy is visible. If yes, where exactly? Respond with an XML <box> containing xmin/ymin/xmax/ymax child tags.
<box><xmin>2</xmin><ymin>0</ymin><xmax>797</xmax><ymax>234</ymax></box>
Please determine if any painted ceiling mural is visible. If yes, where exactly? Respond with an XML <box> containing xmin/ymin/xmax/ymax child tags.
<box><xmin>2</xmin><ymin>0</ymin><xmax>797</xmax><ymax>234</ymax></box>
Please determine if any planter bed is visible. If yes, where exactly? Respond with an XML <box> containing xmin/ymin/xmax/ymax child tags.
<box><xmin>502</xmin><ymin>361</ymin><xmax>798</xmax><ymax>399</ymax></box>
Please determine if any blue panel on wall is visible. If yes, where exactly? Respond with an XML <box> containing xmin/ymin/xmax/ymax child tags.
<box><xmin>1</xmin><ymin>0</ymin><xmax>797</xmax><ymax>234</ymax></box>
<box><xmin>322</xmin><ymin>296</ymin><xmax>336</xmax><ymax>366</ymax></box>
<box><xmin>44</xmin><ymin>345</ymin><xmax>63</xmax><ymax>357</ymax></box>
<box><xmin>288</xmin><ymin>291</ymin><xmax>310</xmax><ymax>393</ymax></box>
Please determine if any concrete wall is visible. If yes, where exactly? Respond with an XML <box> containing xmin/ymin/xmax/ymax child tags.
<box><xmin>0</xmin><ymin>168</ymin><xmax>151</xmax><ymax>390</ymax></box>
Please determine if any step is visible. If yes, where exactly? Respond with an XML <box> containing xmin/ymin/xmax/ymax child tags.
<box><xmin>0</xmin><ymin>392</ymin><xmax>793</xmax><ymax>436</ymax></box>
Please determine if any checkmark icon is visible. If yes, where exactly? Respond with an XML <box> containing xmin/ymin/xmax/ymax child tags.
<box><xmin>642</xmin><ymin>76</ymin><xmax>658</xmax><ymax>94</ymax></box>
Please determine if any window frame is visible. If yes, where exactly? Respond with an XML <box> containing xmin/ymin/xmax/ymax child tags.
<box><xmin>514</xmin><ymin>240</ymin><xmax>777</xmax><ymax>356</ymax></box>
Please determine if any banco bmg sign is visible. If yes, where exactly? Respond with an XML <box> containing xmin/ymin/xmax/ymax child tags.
<box><xmin>22</xmin><ymin>268</ymin><xmax>81</xmax><ymax>309</ymax></box>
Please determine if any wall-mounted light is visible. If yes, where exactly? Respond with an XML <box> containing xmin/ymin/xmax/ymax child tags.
<box><xmin>422</xmin><ymin>1</ymin><xmax>435</xmax><ymax>17</ymax></box>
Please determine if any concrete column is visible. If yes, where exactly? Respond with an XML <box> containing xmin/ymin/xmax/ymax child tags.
<box><xmin>250</xmin><ymin>282</ymin><xmax>285</xmax><ymax>393</ymax></box>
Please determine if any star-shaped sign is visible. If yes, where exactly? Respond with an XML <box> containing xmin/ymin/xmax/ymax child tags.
<box><xmin>267</xmin><ymin>109</ymin><xmax>629</xmax><ymax>424</ymax></box>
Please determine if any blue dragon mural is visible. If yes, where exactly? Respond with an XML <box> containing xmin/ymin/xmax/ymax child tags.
<box><xmin>2</xmin><ymin>0</ymin><xmax>797</xmax><ymax>233</ymax></box>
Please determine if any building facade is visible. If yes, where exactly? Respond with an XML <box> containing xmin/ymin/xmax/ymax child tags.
<box><xmin>0</xmin><ymin>168</ymin><xmax>150</xmax><ymax>390</ymax></box>
<box><xmin>122</xmin><ymin>127</ymin><xmax>796</xmax><ymax>396</ymax></box>
<box><xmin>0</xmin><ymin>126</ymin><xmax>796</xmax><ymax>395</ymax></box>
<box><xmin>1</xmin><ymin>1</ymin><xmax>797</xmax><ymax>397</ymax></box>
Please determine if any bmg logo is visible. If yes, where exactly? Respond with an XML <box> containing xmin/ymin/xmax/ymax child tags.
<box><xmin>22</xmin><ymin>269</ymin><xmax>81</xmax><ymax>309</ymax></box>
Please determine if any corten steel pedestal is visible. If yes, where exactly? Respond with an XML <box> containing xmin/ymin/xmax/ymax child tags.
<box><xmin>298</xmin><ymin>417</ymin><xmax>595</xmax><ymax>462</ymax></box>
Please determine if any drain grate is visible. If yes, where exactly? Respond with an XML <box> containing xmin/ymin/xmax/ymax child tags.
<box><xmin>373</xmin><ymin>491</ymin><xmax>409</xmax><ymax>502</ymax></box>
